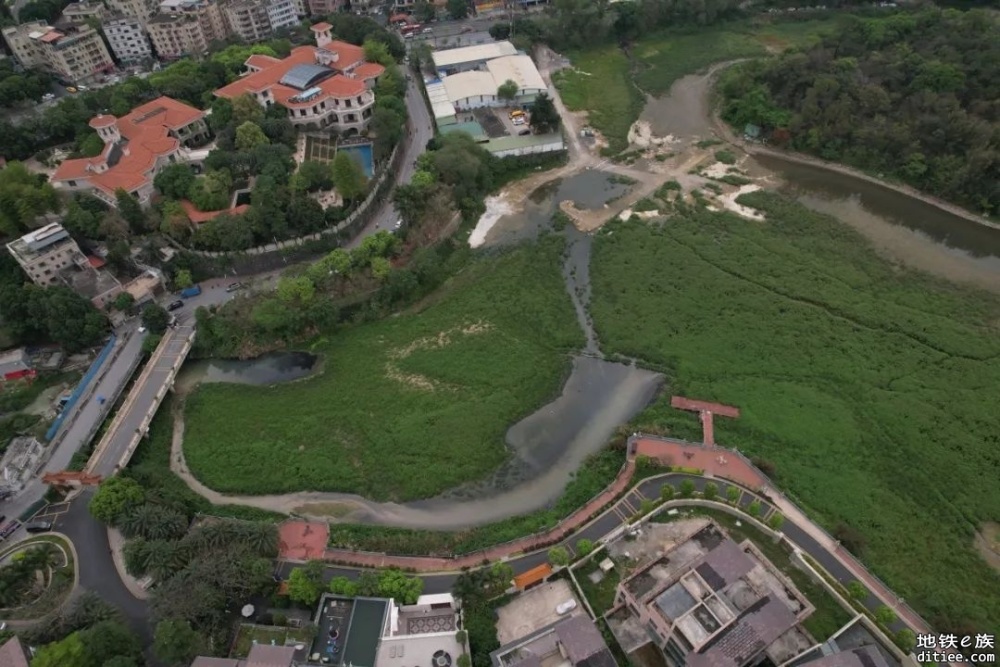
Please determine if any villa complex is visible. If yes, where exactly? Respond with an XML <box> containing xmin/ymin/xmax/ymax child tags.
<box><xmin>50</xmin><ymin>96</ymin><xmax>210</xmax><ymax>206</ymax></box>
<box><xmin>213</xmin><ymin>23</ymin><xmax>385</xmax><ymax>133</ymax></box>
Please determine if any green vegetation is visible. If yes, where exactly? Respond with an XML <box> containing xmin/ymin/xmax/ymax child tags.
<box><xmin>231</xmin><ymin>625</ymin><xmax>314</xmax><ymax>658</ymax></box>
<box><xmin>575</xmin><ymin>559</ymin><xmax>621</xmax><ymax>615</ymax></box>
<box><xmin>553</xmin><ymin>20</ymin><xmax>837</xmax><ymax>153</ymax></box>
<box><xmin>591</xmin><ymin>193</ymin><xmax>1000</xmax><ymax>632</ymax></box>
<box><xmin>552</xmin><ymin>45</ymin><xmax>644</xmax><ymax>154</ymax></box>
<box><xmin>654</xmin><ymin>507</ymin><xmax>852</xmax><ymax>641</ymax></box>
<box><xmin>720</xmin><ymin>9</ymin><xmax>1000</xmax><ymax>215</ymax></box>
<box><xmin>126</xmin><ymin>398</ymin><xmax>285</xmax><ymax>522</ymax></box>
<box><xmin>184</xmin><ymin>238</ymin><xmax>582</xmax><ymax>501</ymax></box>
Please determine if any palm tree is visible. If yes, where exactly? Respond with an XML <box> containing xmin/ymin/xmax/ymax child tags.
<box><xmin>121</xmin><ymin>505</ymin><xmax>189</xmax><ymax>541</ymax></box>
<box><xmin>241</xmin><ymin>523</ymin><xmax>279</xmax><ymax>557</ymax></box>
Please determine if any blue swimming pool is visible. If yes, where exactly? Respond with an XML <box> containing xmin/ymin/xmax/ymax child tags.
<box><xmin>338</xmin><ymin>143</ymin><xmax>374</xmax><ymax>178</ymax></box>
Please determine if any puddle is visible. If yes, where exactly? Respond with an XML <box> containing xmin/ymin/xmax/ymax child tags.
<box><xmin>177</xmin><ymin>351</ymin><xmax>319</xmax><ymax>390</ymax></box>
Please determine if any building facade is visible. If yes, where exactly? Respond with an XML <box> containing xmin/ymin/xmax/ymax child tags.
<box><xmin>50</xmin><ymin>96</ymin><xmax>210</xmax><ymax>206</ymax></box>
<box><xmin>148</xmin><ymin>0</ymin><xmax>226</xmax><ymax>58</ymax></box>
<box><xmin>223</xmin><ymin>0</ymin><xmax>296</xmax><ymax>43</ymax></box>
<box><xmin>213</xmin><ymin>25</ymin><xmax>384</xmax><ymax>134</ymax></box>
<box><xmin>104</xmin><ymin>16</ymin><xmax>153</xmax><ymax>63</ymax></box>
<box><xmin>105</xmin><ymin>0</ymin><xmax>159</xmax><ymax>22</ymax></box>
<box><xmin>60</xmin><ymin>2</ymin><xmax>108</xmax><ymax>26</ymax></box>
<box><xmin>1</xmin><ymin>22</ymin><xmax>114</xmax><ymax>84</ymax></box>
<box><xmin>304</xmin><ymin>0</ymin><xmax>342</xmax><ymax>17</ymax></box>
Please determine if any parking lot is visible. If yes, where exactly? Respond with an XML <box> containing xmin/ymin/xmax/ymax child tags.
<box><xmin>471</xmin><ymin>106</ymin><xmax>532</xmax><ymax>139</ymax></box>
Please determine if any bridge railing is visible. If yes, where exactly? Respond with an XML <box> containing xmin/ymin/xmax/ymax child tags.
<box><xmin>114</xmin><ymin>328</ymin><xmax>196</xmax><ymax>473</ymax></box>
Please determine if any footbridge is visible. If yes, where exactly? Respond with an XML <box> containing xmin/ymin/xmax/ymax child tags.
<box><xmin>77</xmin><ymin>323</ymin><xmax>196</xmax><ymax>479</ymax></box>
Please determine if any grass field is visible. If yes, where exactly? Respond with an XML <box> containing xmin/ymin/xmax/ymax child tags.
<box><xmin>589</xmin><ymin>193</ymin><xmax>1000</xmax><ymax>632</ymax></box>
<box><xmin>553</xmin><ymin>19</ymin><xmax>838</xmax><ymax>153</ymax></box>
<box><xmin>182</xmin><ymin>237</ymin><xmax>583</xmax><ymax>501</ymax></box>
<box><xmin>552</xmin><ymin>45</ymin><xmax>644</xmax><ymax>155</ymax></box>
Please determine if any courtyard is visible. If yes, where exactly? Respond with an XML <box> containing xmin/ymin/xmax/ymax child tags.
<box><xmin>495</xmin><ymin>579</ymin><xmax>585</xmax><ymax>645</ymax></box>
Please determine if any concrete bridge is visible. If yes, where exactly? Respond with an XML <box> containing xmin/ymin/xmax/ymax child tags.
<box><xmin>82</xmin><ymin>323</ymin><xmax>196</xmax><ymax>478</ymax></box>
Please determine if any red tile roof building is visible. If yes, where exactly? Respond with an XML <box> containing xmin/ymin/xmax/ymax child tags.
<box><xmin>50</xmin><ymin>96</ymin><xmax>210</xmax><ymax>207</ymax></box>
<box><xmin>213</xmin><ymin>23</ymin><xmax>384</xmax><ymax>134</ymax></box>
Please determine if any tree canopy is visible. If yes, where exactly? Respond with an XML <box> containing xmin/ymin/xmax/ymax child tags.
<box><xmin>89</xmin><ymin>477</ymin><xmax>146</xmax><ymax>525</ymax></box>
<box><xmin>720</xmin><ymin>8</ymin><xmax>1000</xmax><ymax>215</ymax></box>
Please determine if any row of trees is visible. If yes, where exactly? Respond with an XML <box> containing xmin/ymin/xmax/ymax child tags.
<box><xmin>719</xmin><ymin>8</ymin><xmax>1000</xmax><ymax>215</ymax></box>
<box><xmin>286</xmin><ymin>561</ymin><xmax>424</xmax><ymax>606</ymax></box>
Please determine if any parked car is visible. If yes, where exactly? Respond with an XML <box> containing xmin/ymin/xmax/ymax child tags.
<box><xmin>518</xmin><ymin>128</ymin><xmax>532</xmax><ymax>136</ymax></box>
<box><xmin>65</xmin><ymin>86</ymin><xmax>78</xmax><ymax>93</ymax></box>
<box><xmin>138</xmin><ymin>325</ymin><xmax>147</xmax><ymax>333</ymax></box>
<box><xmin>226</xmin><ymin>282</ymin><xmax>245</xmax><ymax>292</ymax></box>
<box><xmin>25</xmin><ymin>521</ymin><xmax>52</xmax><ymax>533</ymax></box>
<box><xmin>167</xmin><ymin>299</ymin><xmax>184</xmax><ymax>311</ymax></box>
<box><xmin>0</xmin><ymin>521</ymin><xmax>20</xmax><ymax>539</ymax></box>
<box><xmin>422</xmin><ymin>27</ymin><xmax>432</xmax><ymax>33</ymax></box>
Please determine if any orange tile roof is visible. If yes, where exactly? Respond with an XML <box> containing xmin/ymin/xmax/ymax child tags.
<box><xmin>514</xmin><ymin>563</ymin><xmax>552</xmax><ymax>590</ymax></box>
<box><xmin>246</xmin><ymin>53</ymin><xmax>280</xmax><ymax>69</ymax></box>
<box><xmin>52</xmin><ymin>96</ymin><xmax>204</xmax><ymax>196</ymax></box>
<box><xmin>354</xmin><ymin>62</ymin><xmax>385</xmax><ymax>80</ymax></box>
<box><xmin>39</xmin><ymin>30</ymin><xmax>63</xmax><ymax>43</ymax></box>
<box><xmin>310</xmin><ymin>21</ymin><xmax>332</xmax><ymax>31</ymax></box>
<box><xmin>180</xmin><ymin>199</ymin><xmax>250</xmax><ymax>224</ymax></box>
<box><xmin>215</xmin><ymin>45</ymin><xmax>373</xmax><ymax>105</ymax></box>
<box><xmin>87</xmin><ymin>255</ymin><xmax>106</xmax><ymax>268</ymax></box>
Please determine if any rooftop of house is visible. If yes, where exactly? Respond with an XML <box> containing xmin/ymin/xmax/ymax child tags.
<box><xmin>685</xmin><ymin>595</ymin><xmax>799</xmax><ymax>667</ymax></box>
<box><xmin>191</xmin><ymin>643</ymin><xmax>296</xmax><ymax>667</ymax></box>
<box><xmin>491</xmin><ymin>616</ymin><xmax>616</xmax><ymax>667</ymax></box>
<box><xmin>51</xmin><ymin>96</ymin><xmax>205</xmax><ymax>195</ymax></box>
<box><xmin>431</xmin><ymin>40</ymin><xmax>518</xmax><ymax>69</ymax></box>
<box><xmin>0</xmin><ymin>637</ymin><xmax>31</xmax><ymax>667</ymax></box>
<box><xmin>800</xmin><ymin>646</ymin><xmax>892</xmax><ymax>667</ymax></box>
<box><xmin>214</xmin><ymin>44</ymin><xmax>383</xmax><ymax>106</ymax></box>
<box><xmin>5</xmin><ymin>222</ymin><xmax>77</xmax><ymax>264</ymax></box>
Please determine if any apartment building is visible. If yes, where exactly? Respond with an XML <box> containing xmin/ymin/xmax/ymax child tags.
<box><xmin>214</xmin><ymin>24</ymin><xmax>384</xmax><ymax>134</ymax></box>
<box><xmin>6</xmin><ymin>223</ymin><xmax>91</xmax><ymax>288</ymax></box>
<box><xmin>60</xmin><ymin>1</ymin><xmax>108</xmax><ymax>25</ymax></box>
<box><xmin>148</xmin><ymin>0</ymin><xmax>225</xmax><ymax>59</ymax></box>
<box><xmin>105</xmin><ymin>0</ymin><xmax>159</xmax><ymax>22</ymax></box>
<box><xmin>304</xmin><ymin>0</ymin><xmax>342</xmax><ymax>16</ymax></box>
<box><xmin>50</xmin><ymin>96</ymin><xmax>209</xmax><ymax>206</ymax></box>
<box><xmin>1</xmin><ymin>21</ymin><xmax>113</xmax><ymax>84</ymax></box>
<box><xmin>223</xmin><ymin>0</ymin><xmax>296</xmax><ymax>43</ymax></box>
<box><xmin>104</xmin><ymin>16</ymin><xmax>153</xmax><ymax>64</ymax></box>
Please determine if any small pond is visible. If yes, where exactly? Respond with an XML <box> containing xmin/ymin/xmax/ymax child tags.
<box><xmin>179</xmin><ymin>351</ymin><xmax>318</xmax><ymax>388</ymax></box>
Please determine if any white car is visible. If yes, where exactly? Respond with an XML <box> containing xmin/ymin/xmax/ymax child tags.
<box><xmin>138</xmin><ymin>325</ymin><xmax>147</xmax><ymax>333</ymax></box>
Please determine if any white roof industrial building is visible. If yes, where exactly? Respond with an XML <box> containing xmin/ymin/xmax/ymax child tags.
<box><xmin>431</xmin><ymin>40</ymin><xmax>518</xmax><ymax>72</ymax></box>
<box><xmin>429</xmin><ymin>54</ymin><xmax>547</xmax><ymax>119</ymax></box>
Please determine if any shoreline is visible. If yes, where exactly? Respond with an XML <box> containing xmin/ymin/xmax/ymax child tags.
<box><xmin>707</xmin><ymin>104</ymin><xmax>1000</xmax><ymax>232</ymax></box>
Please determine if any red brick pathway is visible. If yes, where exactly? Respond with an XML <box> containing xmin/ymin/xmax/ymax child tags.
<box><xmin>317</xmin><ymin>457</ymin><xmax>637</xmax><ymax>572</ymax></box>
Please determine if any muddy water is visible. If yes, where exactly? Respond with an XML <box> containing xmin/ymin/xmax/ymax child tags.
<box><xmin>564</xmin><ymin>226</ymin><xmax>601</xmax><ymax>357</ymax></box>
<box><xmin>177</xmin><ymin>351</ymin><xmax>318</xmax><ymax>390</ymax></box>
<box><xmin>479</xmin><ymin>170</ymin><xmax>632</xmax><ymax>247</ymax></box>
<box><xmin>639</xmin><ymin>71</ymin><xmax>717</xmax><ymax>141</ymax></box>
<box><xmin>753</xmin><ymin>155</ymin><xmax>1000</xmax><ymax>291</ymax></box>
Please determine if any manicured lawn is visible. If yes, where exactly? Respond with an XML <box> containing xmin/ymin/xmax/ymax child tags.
<box><xmin>590</xmin><ymin>192</ymin><xmax>1000</xmax><ymax>632</ymax></box>
<box><xmin>183</xmin><ymin>237</ymin><xmax>583</xmax><ymax>501</ymax></box>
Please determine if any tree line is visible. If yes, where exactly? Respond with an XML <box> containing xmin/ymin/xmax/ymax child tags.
<box><xmin>719</xmin><ymin>8</ymin><xmax>1000</xmax><ymax>215</ymax></box>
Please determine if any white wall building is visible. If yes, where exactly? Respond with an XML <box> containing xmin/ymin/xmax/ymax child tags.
<box><xmin>431</xmin><ymin>40</ymin><xmax>518</xmax><ymax>74</ymax></box>
<box><xmin>104</xmin><ymin>16</ymin><xmax>153</xmax><ymax>63</ymax></box>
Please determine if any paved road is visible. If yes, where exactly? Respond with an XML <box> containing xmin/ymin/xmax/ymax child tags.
<box><xmin>348</xmin><ymin>69</ymin><xmax>435</xmax><ymax>247</ymax></box>
<box><xmin>2</xmin><ymin>322</ymin><xmax>146</xmax><ymax>529</ymax></box>
<box><xmin>55</xmin><ymin>489</ymin><xmax>152</xmax><ymax>640</ymax></box>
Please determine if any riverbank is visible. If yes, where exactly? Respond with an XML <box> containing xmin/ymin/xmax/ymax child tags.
<box><xmin>710</xmin><ymin>108</ymin><xmax>1000</xmax><ymax>232</ymax></box>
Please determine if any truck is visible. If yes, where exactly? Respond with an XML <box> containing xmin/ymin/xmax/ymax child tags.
<box><xmin>180</xmin><ymin>284</ymin><xmax>202</xmax><ymax>298</ymax></box>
